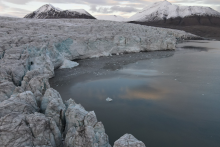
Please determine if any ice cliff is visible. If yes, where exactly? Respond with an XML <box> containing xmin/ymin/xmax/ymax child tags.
<box><xmin>0</xmin><ymin>16</ymin><xmax>199</xmax><ymax>147</ymax></box>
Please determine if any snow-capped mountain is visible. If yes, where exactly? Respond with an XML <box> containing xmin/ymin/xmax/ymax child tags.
<box><xmin>24</xmin><ymin>4</ymin><xmax>96</xmax><ymax>19</ymax></box>
<box><xmin>128</xmin><ymin>0</ymin><xmax>220</xmax><ymax>23</ymax></box>
<box><xmin>95</xmin><ymin>15</ymin><xmax>127</xmax><ymax>22</ymax></box>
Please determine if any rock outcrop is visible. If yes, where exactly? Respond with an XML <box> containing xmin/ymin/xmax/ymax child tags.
<box><xmin>0</xmin><ymin>112</ymin><xmax>62</xmax><ymax>147</ymax></box>
<box><xmin>0</xmin><ymin>47</ymin><xmax>29</xmax><ymax>86</ymax></box>
<box><xmin>114</xmin><ymin>134</ymin><xmax>145</xmax><ymax>147</ymax></box>
<box><xmin>0</xmin><ymin>81</ymin><xmax>15</xmax><ymax>102</ymax></box>
<box><xmin>41</xmin><ymin>88</ymin><xmax>66</xmax><ymax>131</ymax></box>
<box><xmin>0</xmin><ymin>113</ymin><xmax>35</xmax><ymax>147</ymax></box>
<box><xmin>0</xmin><ymin>16</ymin><xmax>198</xmax><ymax>146</ymax></box>
<box><xmin>64</xmin><ymin>99</ymin><xmax>110</xmax><ymax>147</ymax></box>
<box><xmin>0</xmin><ymin>91</ymin><xmax>39</xmax><ymax>118</ymax></box>
<box><xmin>0</xmin><ymin>91</ymin><xmax>62</xmax><ymax>147</ymax></box>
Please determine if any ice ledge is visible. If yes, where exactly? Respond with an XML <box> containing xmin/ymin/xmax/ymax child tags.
<box><xmin>59</xmin><ymin>59</ymin><xmax>79</xmax><ymax>69</ymax></box>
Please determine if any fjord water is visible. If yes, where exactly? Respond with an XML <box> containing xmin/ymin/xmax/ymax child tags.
<box><xmin>50</xmin><ymin>41</ymin><xmax>220</xmax><ymax>147</ymax></box>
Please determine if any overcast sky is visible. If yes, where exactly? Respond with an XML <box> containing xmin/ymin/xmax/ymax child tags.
<box><xmin>0</xmin><ymin>0</ymin><xmax>220</xmax><ymax>18</ymax></box>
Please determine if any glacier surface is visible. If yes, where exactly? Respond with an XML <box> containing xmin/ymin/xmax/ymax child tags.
<box><xmin>0</xmin><ymin>16</ymin><xmax>200</xmax><ymax>147</ymax></box>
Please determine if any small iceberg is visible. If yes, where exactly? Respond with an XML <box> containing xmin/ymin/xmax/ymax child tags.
<box><xmin>59</xmin><ymin>59</ymin><xmax>79</xmax><ymax>69</ymax></box>
<box><xmin>106</xmin><ymin>97</ymin><xmax>113</xmax><ymax>102</ymax></box>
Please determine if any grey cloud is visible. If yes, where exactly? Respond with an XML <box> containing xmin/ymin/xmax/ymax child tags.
<box><xmin>90</xmin><ymin>5</ymin><xmax>114</xmax><ymax>13</ymax></box>
<box><xmin>111</xmin><ymin>6</ymin><xmax>139</xmax><ymax>12</ymax></box>
<box><xmin>216</xmin><ymin>6</ymin><xmax>220</xmax><ymax>12</ymax></box>
<box><xmin>2</xmin><ymin>0</ymin><xmax>31</xmax><ymax>4</ymax></box>
<box><xmin>173</xmin><ymin>0</ymin><xmax>220</xmax><ymax>5</ymax></box>
<box><xmin>0</xmin><ymin>1</ymin><xmax>31</xmax><ymax>17</ymax></box>
<box><xmin>124</xmin><ymin>3</ymin><xmax>150</xmax><ymax>8</ymax></box>
<box><xmin>90</xmin><ymin>5</ymin><xmax>98</xmax><ymax>11</ymax></box>
<box><xmin>2</xmin><ymin>0</ymin><xmax>220</xmax><ymax>6</ymax></box>
<box><xmin>2</xmin><ymin>0</ymin><xmax>118</xmax><ymax>5</ymax></box>
<box><xmin>1</xmin><ymin>0</ymin><xmax>157</xmax><ymax>6</ymax></box>
<box><xmin>199</xmin><ymin>0</ymin><xmax>220</xmax><ymax>5</ymax></box>
<box><xmin>1</xmin><ymin>0</ymin><xmax>219</xmax><ymax>17</ymax></box>
<box><xmin>0</xmin><ymin>2</ymin><xmax>4</xmax><ymax>10</ymax></box>
<box><xmin>90</xmin><ymin>5</ymin><xmax>139</xmax><ymax>13</ymax></box>
<box><xmin>211</xmin><ymin>5</ymin><xmax>220</xmax><ymax>12</ymax></box>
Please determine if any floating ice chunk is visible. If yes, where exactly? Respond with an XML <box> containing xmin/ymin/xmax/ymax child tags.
<box><xmin>59</xmin><ymin>59</ymin><xmax>79</xmax><ymax>69</ymax></box>
<box><xmin>106</xmin><ymin>97</ymin><xmax>113</xmax><ymax>102</ymax></box>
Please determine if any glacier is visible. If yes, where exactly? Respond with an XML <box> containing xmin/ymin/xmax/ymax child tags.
<box><xmin>0</xmin><ymin>16</ymin><xmax>200</xmax><ymax>147</ymax></box>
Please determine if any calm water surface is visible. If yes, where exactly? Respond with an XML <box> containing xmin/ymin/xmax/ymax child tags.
<box><xmin>50</xmin><ymin>41</ymin><xmax>220</xmax><ymax>147</ymax></box>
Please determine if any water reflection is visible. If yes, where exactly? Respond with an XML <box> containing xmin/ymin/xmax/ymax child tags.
<box><xmin>120</xmin><ymin>69</ymin><xmax>159</xmax><ymax>76</ymax></box>
<box><xmin>177</xmin><ymin>40</ymin><xmax>220</xmax><ymax>50</ymax></box>
<box><xmin>50</xmin><ymin>40</ymin><xmax>220</xmax><ymax>147</ymax></box>
<box><xmin>119</xmin><ymin>83</ymin><xmax>169</xmax><ymax>100</ymax></box>
<box><xmin>181</xmin><ymin>46</ymin><xmax>211</xmax><ymax>51</ymax></box>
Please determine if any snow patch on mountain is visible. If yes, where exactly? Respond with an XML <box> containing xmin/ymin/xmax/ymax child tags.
<box><xmin>128</xmin><ymin>0</ymin><xmax>220</xmax><ymax>22</ymax></box>
<box><xmin>96</xmin><ymin>15</ymin><xmax>127</xmax><ymax>22</ymax></box>
<box><xmin>68</xmin><ymin>9</ymin><xmax>91</xmax><ymax>16</ymax></box>
<box><xmin>36</xmin><ymin>4</ymin><xmax>62</xmax><ymax>13</ymax></box>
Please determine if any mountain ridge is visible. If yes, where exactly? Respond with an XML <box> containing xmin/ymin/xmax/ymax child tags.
<box><xmin>128</xmin><ymin>0</ymin><xmax>220</xmax><ymax>40</ymax></box>
<box><xmin>128</xmin><ymin>0</ymin><xmax>220</xmax><ymax>22</ymax></box>
<box><xmin>24</xmin><ymin>4</ymin><xmax>96</xmax><ymax>19</ymax></box>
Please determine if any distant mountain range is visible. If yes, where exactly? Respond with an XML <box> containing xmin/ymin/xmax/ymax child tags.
<box><xmin>95</xmin><ymin>0</ymin><xmax>220</xmax><ymax>26</ymax></box>
<box><xmin>95</xmin><ymin>15</ymin><xmax>127</xmax><ymax>22</ymax></box>
<box><xmin>24</xmin><ymin>4</ymin><xmax>95</xmax><ymax>19</ymax></box>
<box><xmin>24</xmin><ymin>1</ymin><xmax>220</xmax><ymax>26</ymax></box>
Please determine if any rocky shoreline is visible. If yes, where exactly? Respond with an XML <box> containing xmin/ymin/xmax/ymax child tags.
<box><xmin>0</xmin><ymin>17</ymin><xmax>200</xmax><ymax>147</ymax></box>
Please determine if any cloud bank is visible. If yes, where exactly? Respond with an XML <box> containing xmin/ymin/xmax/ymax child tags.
<box><xmin>0</xmin><ymin>0</ymin><xmax>219</xmax><ymax>18</ymax></box>
<box><xmin>90</xmin><ymin>5</ymin><xmax>139</xmax><ymax>13</ymax></box>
